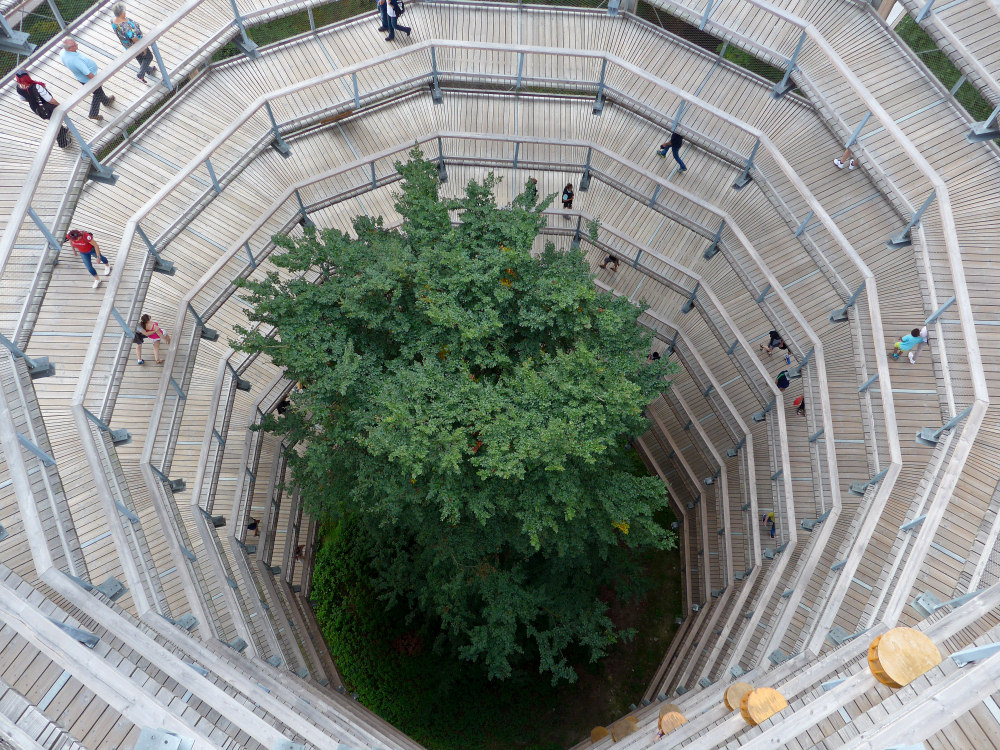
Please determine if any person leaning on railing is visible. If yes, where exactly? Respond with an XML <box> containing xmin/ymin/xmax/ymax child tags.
<box><xmin>59</xmin><ymin>37</ymin><xmax>116</xmax><ymax>121</ymax></box>
<box><xmin>13</xmin><ymin>70</ymin><xmax>70</xmax><ymax>148</ymax></box>
<box><xmin>111</xmin><ymin>3</ymin><xmax>158</xmax><ymax>84</ymax></box>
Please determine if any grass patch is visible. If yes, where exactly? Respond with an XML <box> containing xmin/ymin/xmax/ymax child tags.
<box><xmin>894</xmin><ymin>13</ymin><xmax>994</xmax><ymax>123</ymax></box>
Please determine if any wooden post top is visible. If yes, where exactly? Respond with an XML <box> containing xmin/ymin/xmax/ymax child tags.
<box><xmin>724</xmin><ymin>681</ymin><xmax>753</xmax><ymax>711</ymax></box>
<box><xmin>609</xmin><ymin>716</ymin><xmax>638</xmax><ymax>742</ymax></box>
<box><xmin>868</xmin><ymin>627</ymin><xmax>942</xmax><ymax>688</ymax></box>
<box><xmin>658</xmin><ymin>704</ymin><xmax>686</xmax><ymax>734</ymax></box>
<box><xmin>740</xmin><ymin>686</ymin><xmax>788</xmax><ymax>726</ymax></box>
<box><xmin>590</xmin><ymin>726</ymin><xmax>609</xmax><ymax>743</ymax></box>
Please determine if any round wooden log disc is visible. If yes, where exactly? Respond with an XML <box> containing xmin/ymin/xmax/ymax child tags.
<box><xmin>658</xmin><ymin>704</ymin><xmax>686</xmax><ymax>734</ymax></box>
<box><xmin>589</xmin><ymin>726</ymin><xmax>609</xmax><ymax>743</ymax></box>
<box><xmin>724</xmin><ymin>681</ymin><xmax>754</xmax><ymax>711</ymax></box>
<box><xmin>868</xmin><ymin>627</ymin><xmax>942</xmax><ymax>688</ymax></box>
<box><xmin>609</xmin><ymin>717</ymin><xmax>638</xmax><ymax>742</ymax></box>
<box><xmin>740</xmin><ymin>686</ymin><xmax>788</xmax><ymax>726</ymax></box>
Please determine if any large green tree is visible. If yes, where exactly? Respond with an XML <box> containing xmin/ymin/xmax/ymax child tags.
<box><xmin>236</xmin><ymin>151</ymin><xmax>676</xmax><ymax>683</ymax></box>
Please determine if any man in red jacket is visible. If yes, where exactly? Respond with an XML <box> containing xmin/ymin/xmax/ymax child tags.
<box><xmin>65</xmin><ymin>230</ymin><xmax>111</xmax><ymax>289</ymax></box>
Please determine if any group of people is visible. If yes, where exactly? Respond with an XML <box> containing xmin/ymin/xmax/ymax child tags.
<box><xmin>15</xmin><ymin>2</ymin><xmax>155</xmax><ymax>142</ymax></box>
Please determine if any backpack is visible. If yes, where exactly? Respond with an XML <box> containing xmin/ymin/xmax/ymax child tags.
<box><xmin>393</xmin><ymin>0</ymin><xmax>405</xmax><ymax>15</ymax></box>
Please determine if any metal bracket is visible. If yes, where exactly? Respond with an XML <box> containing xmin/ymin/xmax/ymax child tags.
<box><xmin>136</xmin><ymin>224</ymin><xmax>176</xmax><ymax>275</ymax></box>
<box><xmin>0</xmin><ymin>16</ymin><xmax>36</xmax><ymax>55</ymax></box>
<box><xmin>0</xmin><ymin>331</ymin><xmax>54</xmax><ymax>378</ymax></box>
<box><xmin>593</xmin><ymin>58</ymin><xmax>607</xmax><ymax>115</ymax></box>
<box><xmin>887</xmin><ymin>190</ymin><xmax>936</xmax><ymax>249</ymax></box>
<box><xmin>916</xmin><ymin>404</ymin><xmax>973</xmax><ymax>446</ymax></box>
<box><xmin>264</xmin><ymin>101</ymin><xmax>290</xmax><ymax>157</ymax></box>
<box><xmin>732</xmin><ymin>139</ymin><xmax>759</xmax><ymax>190</ymax></box>
<box><xmin>151</xmin><ymin>463</ymin><xmax>186</xmax><ymax>493</ymax></box>
<box><xmin>703</xmin><ymin>219</ymin><xmax>725</xmax><ymax>259</ymax></box>
<box><xmin>772</xmin><ymin>30</ymin><xmax>805</xmax><ymax>98</ymax></box>
<box><xmin>83</xmin><ymin>407</ymin><xmax>131</xmax><ymax>445</ymax></box>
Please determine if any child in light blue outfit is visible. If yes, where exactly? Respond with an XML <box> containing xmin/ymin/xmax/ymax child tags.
<box><xmin>893</xmin><ymin>326</ymin><xmax>928</xmax><ymax>364</ymax></box>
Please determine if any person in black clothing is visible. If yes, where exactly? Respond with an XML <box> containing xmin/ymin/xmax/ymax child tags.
<box><xmin>760</xmin><ymin>330</ymin><xmax>787</xmax><ymax>355</ymax></box>
<box><xmin>247</xmin><ymin>518</ymin><xmax>260</xmax><ymax>536</ymax></box>
<box><xmin>562</xmin><ymin>183</ymin><xmax>574</xmax><ymax>209</ymax></box>
<box><xmin>14</xmin><ymin>70</ymin><xmax>69</xmax><ymax>148</ymax></box>
<box><xmin>647</xmin><ymin>351</ymin><xmax>661</xmax><ymax>363</ymax></box>
<box><xmin>775</xmin><ymin>370</ymin><xmax>790</xmax><ymax>391</ymax></box>
<box><xmin>658</xmin><ymin>131</ymin><xmax>687</xmax><ymax>171</ymax></box>
<box><xmin>599</xmin><ymin>254</ymin><xmax>620</xmax><ymax>272</ymax></box>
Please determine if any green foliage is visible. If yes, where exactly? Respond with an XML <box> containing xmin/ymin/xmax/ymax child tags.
<box><xmin>237</xmin><ymin>150</ymin><xmax>676</xmax><ymax>683</ymax></box>
<box><xmin>894</xmin><ymin>14</ymin><xmax>994</xmax><ymax>124</ymax></box>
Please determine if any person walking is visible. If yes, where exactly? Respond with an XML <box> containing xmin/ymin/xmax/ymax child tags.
<box><xmin>111</xmin><ymin>3</ymin><xmax>157</xmax><ymax>83</ymax></box>
<box><xmin>775</xmin><ymin>370</ymin><xmax>790</xmax><ymax>391</ymax></box>
<box><xmin>385</xmin><ymin>0</ymin><xmax>410</xmax><ymax>41</ymax></box>
<box><xmin>834</xmin><ymin>147</ymin><xmax>856</xmax><ymax>170</ymax></box>
<box><xmin>65</xmin><ymin>229</ymin><xmax>111</xmax><ymax>288</ymax></box>
<box><xmin>376</xmin><ymin>0</ymin><xmax>389</xmax><ymax>32</ymax></box>
<box><xmin>139</xmin><ymin>314</ymin><xmax>171</xmax><ymax>363</ymax></box>
<box><xmin>657</xmin><ymin>131</ymin><xmax>687</xmax><ymax>172</ymax></box>
<box><xmin>599</xmin><ymin>254</ymin><xmax>620</xmax><ymax>272</ymax></box>
<box><xmin>562</xmin><ymin>183</ymin><xmax>574</xmax><ymax>209</ymax></box>
<box><xmin>59</xmin><ymin>38</ymin><xmax>115</xmax><ymax>121</ymax></box>
<box><xmin>893</xmin><ymin>326</ymin><xmax>928</xmax><ymax>364</ymax></box>
<box><xmin>760</xmin><ymin>330</ymin><xmax>786</xmax><ymax>355</ymax></box>
<box><xmin>793</xmin><ymin>395</ymin><xmax>805</xmax><ymax>416</ymax></box>
<box><xmin>762</xmin><ymin>511</ymin><xmax>776</xmax><ymax>539</ymax></box>
<box><xmin>14</xmin><ymin>70</ymin><xmax>71</xmax><ymax>148</ymax></box>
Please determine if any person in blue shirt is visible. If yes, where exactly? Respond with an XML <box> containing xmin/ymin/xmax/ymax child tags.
<box><xmin>893</xmin><ymin>326</ymin><xmax>928</xmax><ymax>364</ymax></box>
<box><xmin>59</xmin><ymin>38</ymin><xmax>115</xmax><ymax>121</ymax></box>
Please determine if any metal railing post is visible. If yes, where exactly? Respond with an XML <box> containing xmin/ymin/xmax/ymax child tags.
<box><xmin>0</xmin><ymin>16</ymin><xmax>35</xmax><ymax>55</ymax></box>
<box><xmin>0</xmin><ymin>332</ymin><xmax>53</xmax><ymax>378</ymax></box>
<box><xmin>580</xmin><ymin>147</ymin><xmax>593</xmax><ymax>191</ymax></box>
<box><xmin>27</xmin><ymin>207</ymin><xmax>62</xmax><ymax>263</ymax></box>
<box><xmin>135</xmin><ymin>224</ymin><xmax>176</xmax><ymax>274</ymax></box>
<box><xmin>916</xmin><ymin>405</ymin><xmax>974</xmax><ymax>447</ymax></box>
<box><xmin>926</xmin><ymin>295</ymin><xmax>956</xmax><ymax>325</ymax></box>
<box><xmin>151</xmin><ymin>463</ymin><xmax>186</xmax><ymax>493</ymax></box>
<box><xmin>593</xmin><ymin>58</ymin><xmax>607</xmax><ymax>115</ymax></box>
<box><xmin>430</xmin><ymin>47</ymin><xmax>443</xmax><ymax>104</ymax></box>
<box><xmin>968</xmin><ymin>102</ymin><xmax>1000</xmax><ymax>143</ymax></box>
<box><xmin>204</xmin><ymin>158</ymin><xmax>221</xmax><ymax>194</ymax></box>
<box><xmin>17</xmin><ymin>433</ymin><xmax>55</xmax><ymax>466</ymax></box>
<box><xmin>187</xmin><ymin>303</ymin><xmax>219</xmax><ymax>342</ymax></box>
<box><xmin>887</xmin><ymin>190</ymin><xmax>936</xmax><ymax>248</ymax></box>
<box><xmin>244</xmin><ymin>243</ymin><xmax>257</xmax><ymax>269</ymax></box>
<box><xmin>294</xmin><ymin>189</ymin><xmax>314</xmax><ymax>229</ymax></box>
<box><xmin>846</xmin><ymin>111</ymin><xmax>872</xmax><ymax>149</ymax></box>
<box><xmin>83</xmin><ymin>407</ymin><xmax>131</xmax><ymax>445</ymax></box>
<box><xmin>699</xmin><ymin>0</ymin><xmax>716</xmax><ymax>29</ymax></box>
<box><xmin>352</xmin><ymin>72</ymin><xmax>360</xmax><ymax>109</ymax></box>
<box><xmin>915</xmin><ymin>0</ymin><xmax>935</xmax><ymax>21</ymax></box>
<box><xmin>437</xmin><ymin>136</ymin><xmax>447</xmax><ymax>182</ymax></box>
<box><xmin>829</xmin><ymin>280</ymin><xmax>866</xmax><ymax>323</ymax></box>
<box><xmin>772</xmin><ymin>29</ymin><xmax>806</xmax><ymax>98</ymax></box>
<box><xmin>45</xmin><ymin>0</ymin><xmax>67</xmax><ymax>29</ymax></box>
<box><xmin>263</xmin><ymin>101</ymin><xmax>291</xmax><ymax>157</ymax></box>
<box><xmin>732</xmin><ymin>138</ymin><xmax>759</xmax><ymax>190</ymax></box>
<box><xmin>227</xmin><ymin>0</ymin><xmax>259</xmax><ymax>59</ymax></box>
<box><xmin>703</xmin><ymin>219</ymin><xmax>725</xmax><ymax>259</ymax></box>
<box><xmin>150</xmin><ymin>42</ymin><xmax>173</xmax><ymax>90</ymax></box>
<box><xmin>63</xmin><ymin>118</ymin><xmax>118</xmax><ymax>185</ymax></box>
<box><xmin>681</xmin><ymin>283</ymin><xmax>699</xmax><ymax>314</ymax></box>
<box><xmin>226</xmin><ymin>361</ymin><xmax>251</xmax><ymax>391</ymax></box>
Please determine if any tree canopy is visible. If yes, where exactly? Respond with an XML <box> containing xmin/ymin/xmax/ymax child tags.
<box><xmin>235</xmin><ymin>150</ymin><xmax>676</xmax><ymax>683</ymax></box>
